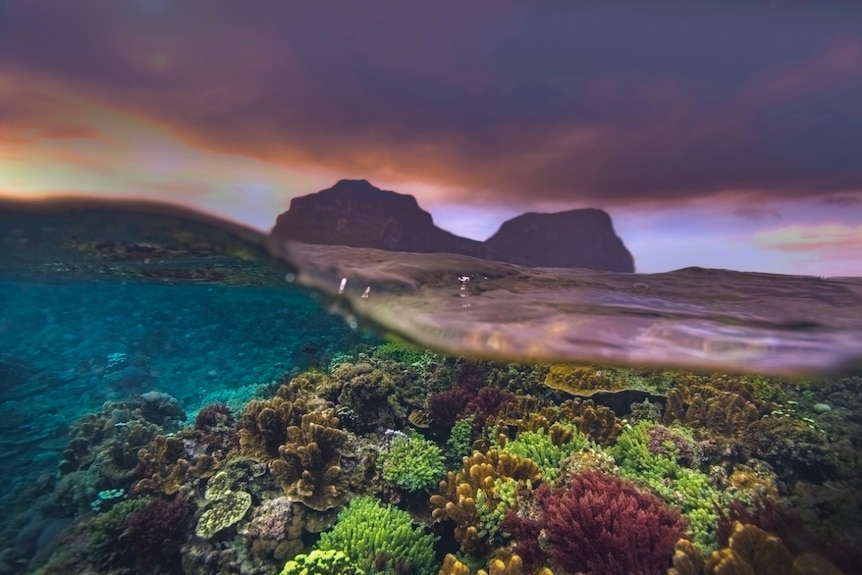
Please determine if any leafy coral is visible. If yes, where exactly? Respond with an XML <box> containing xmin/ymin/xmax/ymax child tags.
<box><xmin>270</xmin><ymin>411</ymin><xmax>350</xmax><ymax>511</ymax></box>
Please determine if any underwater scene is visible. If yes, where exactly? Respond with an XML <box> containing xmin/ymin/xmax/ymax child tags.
<box><xmin>1</xmin><ymin>200</ymin><xmax>861</xmax><ymax>575</ymax></box>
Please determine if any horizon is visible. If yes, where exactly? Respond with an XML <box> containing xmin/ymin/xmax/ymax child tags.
<box><xmin>2</xmin><ymin>2</ymin><xmax>861</xmax><ymax>277</ymax></box>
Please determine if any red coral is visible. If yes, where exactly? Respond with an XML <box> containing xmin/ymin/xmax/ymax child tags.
<box><xmin>463</xmin><ymin>387</ymin><xmax>514</xmax><ymax>432</ymax></box>
<box><xmin>427</xmin><ymin>387</ymin><xmax>472</xmax><ymax>427</ymax></box>
<box><xmin>194</xmin><ymin>403</ymin><xmax>235</xmax><ymax>431</ymax></box>
<box><xmin>507</xmin><ymin>471</ymin><xmax>684</xmax><ymax>575</ymax></box>
<box><xmin>126</xmin><ymin>494</ymin><xmax>195</xmax><ymax>569</ymax></box>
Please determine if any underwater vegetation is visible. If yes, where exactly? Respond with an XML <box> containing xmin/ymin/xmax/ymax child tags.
<box><xmin>1</xmin><ymin>338</ymin><xmax>860</xmax><ymax>575</ymax></box>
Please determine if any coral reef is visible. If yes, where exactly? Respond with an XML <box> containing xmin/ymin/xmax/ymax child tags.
<box><xmin>506</xmin><ymin>470</ymin><xmax>685</xmax><ymax>575</ymax></box>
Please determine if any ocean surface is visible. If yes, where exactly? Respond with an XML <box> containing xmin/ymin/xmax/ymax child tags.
<box><xmin>0</xmin><ymin>198</ymin><xmax>860</xmax><ymax>575</ymax></box>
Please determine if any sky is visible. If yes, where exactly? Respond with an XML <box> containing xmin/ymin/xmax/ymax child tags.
<box><xmin>1</xmin><ymin>1</ymin><xmax>861</xmax><ymax>276</ymax></box>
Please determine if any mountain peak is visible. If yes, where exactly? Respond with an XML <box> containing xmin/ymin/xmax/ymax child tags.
<box><xmin>270</xmin><ymin>181</ymin><xmax>634</xmax><ymax>272</ymax></box>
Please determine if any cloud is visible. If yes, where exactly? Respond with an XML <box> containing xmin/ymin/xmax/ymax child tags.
<box><xmin>755</xmin><ymin>223</ymin><xmax>862</xmax><ymax>252</ymax></box>
<box><xmin>733</xmin><ymin>208</ymin><xmax>782</xmax><ymax>221</ymax></box>
<box><xmin>1</xmin><ymin>1</ymin><xmax>862</xmax><ymax>210</ymax></box>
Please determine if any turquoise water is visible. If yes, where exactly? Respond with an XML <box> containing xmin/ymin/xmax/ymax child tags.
<box><xmin>0</xmin><ymin>199</ymin><xmax>859</xmax><ymax>575</ymax></box>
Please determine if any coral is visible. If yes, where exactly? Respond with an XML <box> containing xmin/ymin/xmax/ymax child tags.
<box><xmin>542</xmin><ymin>364</ymin><xmax>620</xmax><ymax>395</ymax></box>
<box><xmin>497</xmin><ymin>422</ymin><xmax>591</xmax><ymax>482</ymax></box>
<box><xmin>132</xmin><ymin>432</ymin><xmax>220</xmax><ymax>495</ymax></box>
<box><xmin>446</xmin><ymin>416</ymin><xmax>476</xmax><ymax>464</ymax></box>
<box><xmin>743</xmin><ymin>416</ymin><xmax>837</xmax><ymax>481</ymax></box>
<box><xmin>317</xmin><ymin>496</ymin><xmax>438</xmax><ymax>575</ymax></box>
<box><xmin>475</xmin><ymin>476</ymin><xmax>519</xmax><ymax>545</ymax></box>
<box><xmin>668</xmin><ymin>538</ymin><xmax>705</xmax><ymax>575</ymax></box>
<box><xmin>439</xmin><ymin>553</ymin><xmax>555</xmax><ymax>575</ymax></box>
<box><xmin>663</xmin><ymin>374</ymin><xmax>768</xmax><ymax>437</ymax></box>
<box><xmin>428</xmin><ymin>387</ymin><xmax>474</xmax><ymax>427</ymax></box>
<box><xmin>126</xmin><ymin>494</ymin><xmax>195</xmax><ymax>569</ymax></box>
<box><xmin>500</xmin><ymin>398</ymin><xmax>621</xmax><ymax>447</ymax></box>
<box><xmin>85</xmin><ymin>497</ymin><xmax>148</xmax><ymax>566</ymax></box>
<box><xmin>506</xmin><ymin>471</ymin><xmax>685</xmax><ymax>575</ymax></box>
<box><xmin>195</xmin><ymin>490</ymin><xmax>252</xmax><ymax>539</ymax></box>
<box><xmin>431</xmin><ymin>450</ymin><xmax>541</xmax><ymax>554</ymax></box>
<box><xmin>646</xmin><ymin>423</ymin><xmax>701</xmax><ymax>467</ymax></box>
<box><xmin>379</xmin><ymin>434</ymin><xmax>446</xmax><ymax>492</ymax></box>
<box><xmin>194</xmin><ymin>403</ymin><xmax>235</xmax><ymax>432</ymax></box>
<box><xmin>281</xmin><ymin>549</ymin><xmax>362</xmax><ymax>575</ymax></box>
<box><xmin>238</xmin><ymin>394</ymin><xmax>311</xmax><ymax>460</ymax></box>
<box><xmin>244</xmin><ymin>496</ymin><xmax>306</xmax><ymax>563</ymax></box>
<box><xmin>463</xmin><ymin>387</ymin><xmax>516</xmax><ymax>433</ymax></box>
<box><xmin>269</xmin><ymin>411</ymin><xmax>350</xmax><ymax>511</ymax></box>
<box><xmin>329</xmin><ymin>362</ymin><xmax>398</xmax><ymax>422</ymax></box>
<box><xmin>610</xmin><ymin>421</ymin><xmax>725</xmax><ymax>550</ymax></box>
<box><xmin>372</xmin><ymin>341</ymin><xmax>432</xmax><ymax>366</ymax></box>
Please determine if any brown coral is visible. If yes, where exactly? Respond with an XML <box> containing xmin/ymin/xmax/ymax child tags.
<box><xmin>439</xmin><ymin>553</ymin><xmax>555</xmax><ymax>575</ymax></box>
<box><xmin>495</xmin><ymin>398</ymin><xmax>621</xmax><ymax>447</ymax></box>
<box><xmin>430</xmin><ymin>450</ymin><xmax>541</xmax><ymax>555</ymax></box>
<box><xmin>543</xmin><ymin>364</ymin><xmax>619</xmax><ymax>395</ymax></box>
<box><xmin>673</xmin><ymin>522</ymin><xmax>847</xmax><ymax>575</ymax></box>
<box><xmin>132</xmin><ymin>432</ymin><xmax>219</xmax><ymax>495</ymax></box>
<box><xmin>269</xmin><ymin>411</ymin><xmax>349</xmax><ymax>511</ymax></box>
<box><xmin>238</xmin><ymin>395</ymin><xmax>310</xmax><ymax>460</ymax></box>
<box><xmin>663</xmin><ymin>375</ymin><xmax>767</xmax><ymax>437</ymax></box>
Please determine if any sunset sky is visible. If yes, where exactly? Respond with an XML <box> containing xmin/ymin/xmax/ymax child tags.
<box><xmin>1</xmin><ymin>1</ymin><xmax>861</xmax><ymax>276</ymax></box>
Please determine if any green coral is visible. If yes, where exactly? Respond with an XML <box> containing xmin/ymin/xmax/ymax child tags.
<box><xmin>609</xmin><ymin>421</ymin><xmax>725</xmax><ymax>551</ymax></box>
<box><xmin>499</xmin><ymin>423</ymin><xmax>592</xmax><ymax>482</ymax></box>
<box><xmin>281</xmin><ymin>549</ymin><xmax>362</xmax><ymax>575</ymax></box>
<box><xmin>195</xmin><ymin>490</ymin><xmax>252</xmax><ymax>539</ymax></box>
<box><xmin>445</xmin><ymin>416</ymin><xmax>475</xmax><ymax>465</ymax></box>
<box><xmin>318</xmin><ymin>496</ymin><xmax>438</xmax><ymax>575</ymax></box>
<box><xmin>379</xmin><ymin>434</ymin><xmax>446</xmax><ymax>492</ymax></box>
<box><xmin>86</xmin><ymin>498</ymin><xmax>148</xmax><ymax>563</ymax></box>
<box><xmin>475</xmin><ymin>476</ymin><xmax>519</xmax><ymax>545</ymax></box>
<box><xmin>372</xmin><ymin>341</ymin><xmax>435</xmax><ymax>367</ymax></box>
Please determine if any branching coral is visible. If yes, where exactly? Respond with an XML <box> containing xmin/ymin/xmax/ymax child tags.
<box><xmin>610</xmin><ymin>420</ymin><xmax>727</xmax><ymax>550</ymax></box>
<box><xmin>505</xmin><ymin>471</ymin><xmax>685</xmax><ymax>575</ymax></box>
<box><xmin>317</xmin><ymin>496</ymin><xmax>438</xmax><ymax>575</ymax></box>
<box><xmin>280</xmin><ymin>549</ymin><xmax>362</xmax><ymax>575</ymax></box>
<box><xmin>496</xmin><ymin>422</ymin><xmax>592</xmax><ymax>483</ymax></box>
<box><xmin>125</xmin><ymin>494</ymin><xmax>195</xmax><ymax>569</ymax></box>
<box><xmin>431</xmin><ymin>450</ymin><xmax>541</xmax><ymax>555</ymax></box>
<box><xmin>379</xmin><ymin>434</ymin><xmax>446</xmax><ymax>493</ymax></box>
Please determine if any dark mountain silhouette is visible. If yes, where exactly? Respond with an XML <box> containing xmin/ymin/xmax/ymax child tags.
<box><xmin>270</xmin><ymin>179</ymin><xmax>634</xmax><ymax>272</ymax></box>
